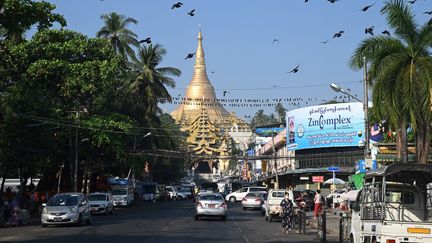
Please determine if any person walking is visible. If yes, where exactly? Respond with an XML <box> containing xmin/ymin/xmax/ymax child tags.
<box><xmin>314</xmin><ymin>189</ymin><xmax>324</xmax><ymax>219</ymax></box>
<box><xmin>280</xmin><ymin>192</ymin><xmax>294</xmax><ymax>234</ymax></box>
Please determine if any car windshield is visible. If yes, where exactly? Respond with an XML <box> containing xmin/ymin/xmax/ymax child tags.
<box><xmin>180</xmin><ymin>188</ymin><xmax>190</xmax><ymax>193</ymax></box>
<box><xmin>47</xmin><ymin>194</ymin><xmax>79</xmax><ymax>206</ymax></box>
<box><xmin>88</xmin><ymin>194</ymin><xmax>107</xmax><ymax>201</ymax></box>
<box><xmin>111</xmin><ymin>189</ymin><xmax>127</xmax><ymax>195</ymax></box>
<box><xmin>199</xmin><ymin>195</ymin><xmax>223</xmax><ymax>201</ymax></box>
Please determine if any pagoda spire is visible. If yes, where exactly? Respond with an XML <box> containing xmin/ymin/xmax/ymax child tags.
<box><xmin>190</xmin><ymin>30</ymin><xmax>211</xmax><ymax>85</ymax></box>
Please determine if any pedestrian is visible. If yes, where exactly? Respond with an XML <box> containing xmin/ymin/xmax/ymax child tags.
<box><xmin>314</xmin><ymin>189</ymin><xmax>324</xmax><ymax>219</ymax></box>
<box><xmin>280</xmin><ymin>192</ymin><xmax>294</xmax><ymax>234</ymax></box>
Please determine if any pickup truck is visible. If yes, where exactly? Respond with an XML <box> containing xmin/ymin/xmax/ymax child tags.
<box><xmin>264</xmin><ymin>189</ymin><xmax>289</xmax><ymax>222</ymax></box>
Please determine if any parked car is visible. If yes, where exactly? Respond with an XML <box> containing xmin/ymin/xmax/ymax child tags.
<box><xmin>87</xmin><ymin>192</ymin><xmax>114</xmax><ymax>215</ymax></box>
<box><xmin>178</xmin><ymin>188</ymin><xmax>192</xmax><ymax>199</ymax></box>
<box><xmin>225</xmin><ymin>186</ymin><xmax>267</xmax><ymax>202</ymax></box>
<box><xmin>200</xmin><ymin>182</ymin><xmax>219</xmax><ymax>194</ymax></box>
<box><xmin>242</xmin><ymin>192</ymin><xmax>267</xmax><ymax>210</ymax></box>
<box><xmin>41</xmin><ymin>192</ymin><xmax>91</xmax><ymax>227</ymax></box>
<box><xmin>165</xmin><ymin>186</ymin><xmax>179</xmax><ymax>200</ymax></box>
<box><xmin>194</xmin><ymin>193</ymin><xmax>227</xmax><ymax>221</ymax></box>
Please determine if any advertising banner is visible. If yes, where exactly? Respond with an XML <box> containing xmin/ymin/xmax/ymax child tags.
<box><xmin>286</xmin><ymin>102</ymin><xmax>365</xmax><ymax>150</ymax></box>
<box><xmin>255</xmin><ymin>127</ymin><xmax>285</xmax><ymax>137</ymax></box>
<box><xmin>312</xmin><ymin>176</ymin><xmax>324</xmax><ymax>183</ymax></box>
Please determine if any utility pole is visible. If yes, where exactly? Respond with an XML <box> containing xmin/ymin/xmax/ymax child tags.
<box><xmin>74</xmin><ymin>111</ymin><xmax>79</xmax><ymax>192</ymax></box>
<box><xmin>363</xmin><ymin>56</ymin><xmax>370</xmax><ymax>159</ymax></box>
<box><xmin>271</xmin><ymin>133</ymin><xmax>279</xmax><ymax>189</ymax></box>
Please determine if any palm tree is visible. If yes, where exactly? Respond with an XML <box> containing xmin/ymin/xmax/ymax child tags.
<box><xmin>349</xmin><ymin>0</ymin><xmax>432</xmax><ymax>163</ymax></box>
<box><xmin>129</xmin><ymin>43</ymin><xmax>181</xmax><ymax>116</ymax></box>
<box><xmin>96</xmin><ymin>12</ymin><xmax>139</xmax><ymax>61</ymax></box>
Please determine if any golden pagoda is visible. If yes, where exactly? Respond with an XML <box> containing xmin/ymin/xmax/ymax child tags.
<box><xmin>171</xmin><ymin>30</ymin><xmax>251</xmax><ymax>174</ymax></box>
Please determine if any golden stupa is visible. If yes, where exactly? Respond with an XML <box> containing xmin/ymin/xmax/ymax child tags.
<box><xmin>171</xmin><ymin>30</ymin><xmax>251</xmax><ymax>173</ymax></box>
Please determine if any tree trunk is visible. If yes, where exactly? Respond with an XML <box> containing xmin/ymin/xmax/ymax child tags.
<box><xmin>416</xmin><ymin>121</ymin><xmax>430</xmax><ymax>164</ymax></box>
<box><xmin>397</xmin><ymin>119</ymin><xmax>408</xmax><ymax>163</ymax></box>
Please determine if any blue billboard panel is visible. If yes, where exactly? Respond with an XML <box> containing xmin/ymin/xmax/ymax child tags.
<box><xmin>255</xmin><ymin>127</ymin><xmax>285</xmax><ymax>137</ymax></box>
<box><xmin>286</xmin><ymin>102</ymin><xmax>365</xmax><ymax>150</ymax></box>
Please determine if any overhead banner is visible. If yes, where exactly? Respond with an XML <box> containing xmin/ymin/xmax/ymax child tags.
<box><xmin>286</xmin><ymin>102</ymin><xmax>365</xmax><ymax>150</ymax></box>
<box><xmin>255</xmin><ymin>127</ymin><xmax>285</xmax><ymax>137</ymax></box>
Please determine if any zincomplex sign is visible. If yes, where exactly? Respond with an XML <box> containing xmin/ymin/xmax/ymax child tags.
<box><xmin>286</xmin><ymin>102</ymin><xmax>364</xmax><ymax>150</ymax></box>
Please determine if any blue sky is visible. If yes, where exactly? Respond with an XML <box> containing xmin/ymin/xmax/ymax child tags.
<box><xmin>42</xmin><ymin>0</ymin><xmax>431</xmax><ymax>121</ymax></box>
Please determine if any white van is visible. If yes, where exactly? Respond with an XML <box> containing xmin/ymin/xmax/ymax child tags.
<box><xmin>225</xmin><ymin>186</ymin><xmax>267</xmax><ymax>202</ymax></box>
<box><xmin>347</xmin><ymin>163</ymin><xmax>432</xmax><ymax>243</ymax></box>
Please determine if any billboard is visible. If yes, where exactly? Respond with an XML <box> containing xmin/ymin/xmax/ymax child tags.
<box><xmin>255</xmin><ymin>127</ymin><xmax>285</xmax><ymax>137</ymax></box>
<box><xmin>286</xmin><ymin>102</ymin><xmax>365</xmax><ymax>150</ymax></box>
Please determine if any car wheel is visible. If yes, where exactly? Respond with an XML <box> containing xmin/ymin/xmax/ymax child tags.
<box><xmin>349</xmin><ymin>234</ymin><xmax>354</xmax><ymax>243</ymax></box>
<box><xmin>268</xmin><ymin>214</ymin><xmax>273</xmax><ymax>222</ymax></box>
<box><xmin>194</xmin><ymin>215</ymin><xmax>199</xmax><ymax>221</ymax></box>
<box><xmin>229</xmin><ymin>196</ymin><xmax>236</xmax><ymax>203</ymax></box>
<box><xmin>42</xmin><ymin>224</ymin><xmax>47</xmax><ymax>228</ymax></box>
<box><xmin>105</xmin><ymin>207</ymin><xmax>109</xmax><ymax>215</ymax></box>
<box><xmin>76</xmin><ymin>214</ymin><xmax>83</xmax><ymax>226</ymax></box>
<box><xmin>261</xmin><ymin>210</ymin><xmax>265</xmax><ymax>216</ymax></box>
<box><xmin>86</xmin><ymin>215</ymin><xmax>92</xmax><ymax>225</ymax></box>
<box><xmin>242</xmin><ymin>207</ymin><xmax>246</xmax><ymax>211</ymax></box>
<box><xmin>221</xmin><ymin>216</ymin><xmax>227</xmax><ymax>221</ymax></box>
<box><xmin>265</xmin><ymin>214</ymin><xmax>268</xmax><ymax>221</ymax></box>
<box><xmin>110</xmin><ymin>207</ymin><xmax>114</xmax><ymax>215</ymax></box>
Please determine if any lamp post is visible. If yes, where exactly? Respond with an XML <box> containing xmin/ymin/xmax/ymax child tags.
<box><xmin>330</xmin><ymin>57</ymin><xmax>369</xmax><ymax>159</ymax></box>
<box><xmin>271</xmin><ymin>132</ymin><xmax>279</xmax><ymax>189</ymax></box>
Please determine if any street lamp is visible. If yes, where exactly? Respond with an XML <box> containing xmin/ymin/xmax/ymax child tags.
<box><xmin>330</xmin><ymin>57</ymin><xmax>369</xmax><ymax>159</ymax></box>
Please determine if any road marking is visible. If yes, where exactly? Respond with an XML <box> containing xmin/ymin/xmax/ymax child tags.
<box><xmin>242</xmin><ymin>235</ymin><xmax>250</xmax><ymax>243</ymax></box>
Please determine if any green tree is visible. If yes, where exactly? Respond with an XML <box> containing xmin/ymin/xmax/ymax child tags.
<box><xmin>349</xmin><ymin>0</ymin><xmax>432</xmax><ymax>163</ymax></box>
<box><xmin>96</xmin><ymin>12</ymin><xmax>139</xmax><ymax>62</ymax></box>
<box><xmin>0</xmin><ymin>0</ymin><xmax>66</xmax><ymax>43</ymax></box>
<box><xmin>129</xmin><ymin>43</ymin><xmax>181</xmax><ymax>117</ymax></box>
<box><xmin>250</xmin><ymin>109</ymin><xmax>278</xmax><ymax>130</ymax></box>
<box><xmin>0</xmin><ymin>29</ymin><xmax>130</xmax><ymax>192</ymax></box>
<box><xmin>274</xmin><ymin>103</ymin><xmax>286</xmax><ymax>123</ymax></box>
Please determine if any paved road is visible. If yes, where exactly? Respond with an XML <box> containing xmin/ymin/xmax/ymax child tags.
<box><xmin>0</xmin><ymin>200</ymin><xmax>338</xmax><ymax>243</ymax></box>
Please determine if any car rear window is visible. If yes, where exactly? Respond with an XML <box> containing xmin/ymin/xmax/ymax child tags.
<box><xmin>199</xmin><ymin>195</ymin><xmax>223</xmax><ymax>201</ymax></box>
<box><xmin>245</xmin><ymin>192</ymin><xmax>260</xmax><ymax>198</ymax></box>
<box><xmin>272</xmin><ymin>191</ymin><xmax>285</xmax><ymax>198</ymax></box>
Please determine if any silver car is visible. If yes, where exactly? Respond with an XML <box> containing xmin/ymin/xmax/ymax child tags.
<box><xmin>194</xmin><ymin>193</ymin><xmax>227</xmax><ymax>221</ymax></box>
<box><xmin>88</xmin><ymin>192</ymin><xmax>114</xmax><ymax>215</ymax></box>
<box><xmin>242</xmin><ymin>192</ymin><xmax>267</xmax><ymax>210</ymax></box>
<box><xmin>41</xmin><ymin>193</ymin><xmax>91</xmax><ymax>227</ymax></box>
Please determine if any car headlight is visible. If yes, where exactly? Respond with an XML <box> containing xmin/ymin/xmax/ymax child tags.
<box><xmin>68</xmin><ymin>207</ymin><xmax>77</xmax><ymax>214</ymax></box>
<box><xmin>42</xmin><ymin>207</ymin><xmax>48</xmax><ymax>214</ymax></box>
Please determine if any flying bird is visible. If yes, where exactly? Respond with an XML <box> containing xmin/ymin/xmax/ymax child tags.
<box><xmin>305</xmin><ymin>0</ymin><xmax>309</xmax><ymax>2</ymax></box>
<box><xmin>223</xmin><ymin>91</ymin><xmax>229</xmax><ymax>97</ymax></box>
<box><xmin>424</xmin><ymin>11</ymin><xmax>432</xmax><ymax>15</ymax></box>
<box><xmin>138</xmin><ymin>37</ymin><xmax>151</xmax><ymax>44</ymax></box>
<box><xmin>333</xmin><ymin>30</ymin><xmax>345</xmax><ymax>38</ymax></box>
<box><xmin>287</xmin><ymin>64</ymin><xmax>300</xmax><ymax>74</ymax></box>
<box><xmin>361</xmin><ymin>3</ymin><xmax>375</xmax><ymax>12</ymax></box>
<box><xmin>365</xmin><ymin>26</ymin><xmax>375</xmax><ymax>36</ymax></box>
<box><xmin>272</xmin><ymin>38</ymin><xmax>279</xmax><ymax>44</ymax></box>
<box><xmin>185</xmin><ymin>53</ymin><xmax>195</xmax><ymax>60</ymax></box>
<box><xmin>171</xmin><ymin>2</ymin><xmax>183</xmax><ymax>9</ymax></box>
<box><xmin>187</xmin><ymin>9</ymin><xmax>195</xmax><ymax>16</ymax></box>
<box><xmin>321</xmin><ymin>40</ymin><xmax>329</xmax><ymax>44</ymax></box>
<box><xmin>382</xmin><ymin>30</ymin><xmax>391</xmax><ymax>35</ymax></box>
<box><xmin>327</xmin><ymin>0</ymin><xmax>338</xmax><ymax>3</ymax></box>
<box><xmin>407</xmin><ymin>0</ymin><xmax>416</xmax><ymax>3</ymax></box>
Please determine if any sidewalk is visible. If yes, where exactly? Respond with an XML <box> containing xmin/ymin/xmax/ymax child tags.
<box><xmin>307</xmin><ymin>209</ymin><xmax>341</xmax><ymax>235</ymax></box>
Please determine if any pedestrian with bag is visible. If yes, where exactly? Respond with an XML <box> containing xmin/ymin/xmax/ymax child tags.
<box><xmin>280</xmin><ymin>192</ymin><xmax>294</xmax><ymax>234</ymax></box>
